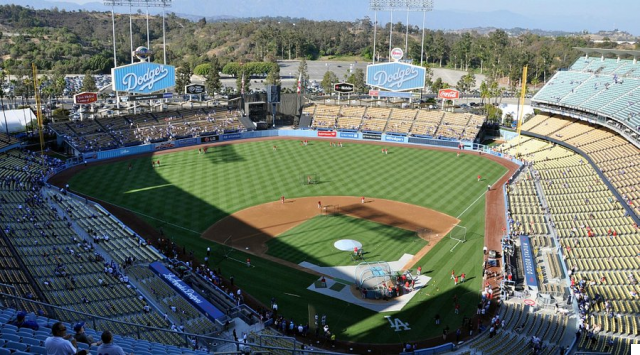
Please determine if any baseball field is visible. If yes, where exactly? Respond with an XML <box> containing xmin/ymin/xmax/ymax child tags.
<box><xmin>65</xmin><ymin>138</ymin><xmax>509</xmax><ymax>345</ymax></box>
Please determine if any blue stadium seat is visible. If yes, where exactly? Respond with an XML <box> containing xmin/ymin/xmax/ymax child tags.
<box><xmin>4</xmin><ymin>341</ymin><xmax>27</xmax><ymax>351</ymax></box>
<box><xmin>16</xmin><ymin>329</ymin><xmax>34</xmax><ymax>338</ymax></box>
<box><xmin>0</xmin><ymin>348</ymin><xmax>9</xmax><ymax>355</ymax></box>
<box><xmin>1</xmin><ymin>324</ymin><xmax>18</xmax><ymax>332</ymax></box>
<box><xmin>0</xmin><ymin>327</ymin><xmax>16</xmax><ymax>335</ymax></box>
<box><xmin>30</xmin><ymin>345</ymin><xmax>47</xmax><ymax>355</ymax></box>
<box><xmin>11</xmin><ymin>351</ymin><xmax>31</xmax><ymax>355</ymax></box>
<box><xmin>1</xmin><ymin>334</ymin><xmax>20</xmax><ymax>342</ymax></box>
<box><xmin>21</xmin><ymin>337</ymin><xmax>41</xmax><ymax>346</ymax></box>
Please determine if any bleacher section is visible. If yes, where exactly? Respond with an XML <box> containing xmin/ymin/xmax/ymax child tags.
<box><xmin>464</xmin><ymin>303</ymin><xmax>568</xmax><ymax>355</ymax></box>
<box><xmin>0</xmin><ymin>133</ymin><xmax>20</xmax><ymax>151</ymax></box>
<box><xmin>49</xmin><ymin>108</ymin><xmax>245</xmax><ymax>153</ymax></box>
<box><xmin>309</xmin><ymin>105</ymin><xmax>485</xmax><ymax>142</ymax></box>
<box><xmin>533</xmin><ymin>56</ymin><xmax>640</xmax><ymax>134</ymax></box>
<box><xmin>521</xmin><ymin>114</ymin><xmax>640</xmax><ymax>217</ymax></box>
<box><xmin>0</xmin><ymin>307</ymin><xmax>208</xmax><ymax>355</ymax></box>
<box><xmin>0</xmin><ymin>149</ymin><xmax>230</xmax><ymax>347</ymax></box>
<box><xmin>336</xmin><ymin>106</ymin><xmax>365</xmax><ymax>131</ymax></box>
<box><xmin>499</xmin><ymin>119</ymin><xmax>640</xmax><ymax>351</ymax></box>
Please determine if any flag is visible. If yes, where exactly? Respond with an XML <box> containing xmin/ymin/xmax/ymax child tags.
<box><xmin>296</xmin><ymin>72</ymin><xmax>302</xmax><ymax>94</ymax></box>
<box><xmin>241</xmin><ymin>71</ymin><xmax>245</xmax><ymax>96</ymax></box>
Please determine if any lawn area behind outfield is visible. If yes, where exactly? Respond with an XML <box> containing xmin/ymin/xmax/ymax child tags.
<box><xmin>68</xmin><ymin>139</ymin><xmax>507</xmax><ymax>343</ymax></box>
<box><xmin>266</xmin><ymin>214</ymin><xmax>427</xmax><ymax>266</ymax></box>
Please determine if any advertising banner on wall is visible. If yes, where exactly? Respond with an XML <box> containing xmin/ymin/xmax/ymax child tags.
<box><xmin>317</xmin><ymin>131</ymin><xmax>337</xmax><ymax>137</ymax></box>
<box><xmin>384</xmin><ymin>135</ymin><xmax>406</xmax><ymax>143</ymax></box>
<box><xmin>519</xmin><ymin>235</ymin><xmax>539</xmax><ymax>288</ymax></box>
<box><xmin>362</xmin><ymin>133</ymin><xmax>382</xmax><ymax>140</ymax></box>
<box><xmin>366</xmin><ymin>62</ymin><xmax>425</xmax><ymax>92</ymax></box>
<box><xmin>339</xmin><ymin>132</ymin><xmax>359</xmax><ymax>139</ymax></box>
<box><xmin>112</xmin><ymin>62</ymin><xmax>176</xmax><ymax>94</ymax></box>
<box><xmin>149</xmin><ymin>262</ymin><xmax>224</xmax><ymax>320</ymax></box>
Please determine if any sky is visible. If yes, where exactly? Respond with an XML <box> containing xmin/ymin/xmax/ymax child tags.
<box><xmin>25</xmin><ymin>0</ymin><xmax>640</xmax><ymax>35</ymax></box>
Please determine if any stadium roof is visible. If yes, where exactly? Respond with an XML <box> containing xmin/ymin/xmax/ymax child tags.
<box><xmin>574</xmin><ymin>47</ymin><xmax>640</xmax><ymax>59</ymax></box>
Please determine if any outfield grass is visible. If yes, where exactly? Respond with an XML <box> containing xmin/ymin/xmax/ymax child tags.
<box><xmin>266</xmin><ymin>215</ymin><xmax>427</xmax><ymax>266</ymax></box>
<box><xmin>68</xmin><ymin>139</ymin><xmax>507</xmax><ymax>343</ymax></box>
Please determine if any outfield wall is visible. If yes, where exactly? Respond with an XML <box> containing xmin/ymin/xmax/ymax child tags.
<box><xmin>74</xmin><ymin>129</ymin><xmax>522</xmax><ymax>168</ymax></box>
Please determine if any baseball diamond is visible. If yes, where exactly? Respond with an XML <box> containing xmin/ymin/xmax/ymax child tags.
<box><xmin>51</xmin><ymin>137</ymin><xmax>515</xmax><ymax>349</ymax></box>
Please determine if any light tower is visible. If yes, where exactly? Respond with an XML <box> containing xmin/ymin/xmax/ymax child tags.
<box><xmin>369</xmin><ymin>0</ymin><xmax>433</xmax><ymax>65</ymax></box>
<box><xmin>103</xmin><ymin>0</ymin><xmax>173</xmax><ymax>67</ymax></box>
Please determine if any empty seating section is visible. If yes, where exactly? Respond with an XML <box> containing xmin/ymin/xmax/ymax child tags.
<box><xmin>336</xmin><ymin>106</ymin><xmax>365</xmax><ymax>130</ymax></box>
<box><xmin>435</xmin><ymin>112</ymin><xmax>469</xmax><ymax>140</ymax></box>
<box><xmin>52</xmin><ymin>195</ymin><xmax>163</xmax><ymax>265</ymax></box>
<box><xmin>532</xmin><ymin>57</ymin><xmax>640</xmax><ymax>133</ymax></box>
<box><xmin>525</xmin><ymin>114</ymin><xmax>640</xmax><ymax>217</ymax></box>
<box><xmin>519</xmin><ymin>114</ymin><xmax>551</xmax><ymax>132</ymax></box>
<box><xmin>0</xmin><ymin>133</ymin><xmax>20</xmax><ymax>150</ymax></box>
<box><xmin>410</xmin><ymin>110</ymin><xmax>443</xmax><ymax>137</ymax></box>
<box><xmin>581</xmin><ymin>78</ymin><xmax>639</xmax><ymax>113</ymax></box>
<box><xmin>525</xmin><ymin>116</ymin><xmax>573</xmax><ymax>137</ymax></box>
<box><xmin>558</xmin><ymin>76</ymin><xmax>610</xmax><ymax>107</ymax></box>
<box><xmin>386</xmin><ymin>108</ymin><xmax>416</xmax><ymax>134</ymax></box>
<box><xmin>361</xmin><ymin>107</ymin><xmax>390</xmax><ymax>132</ymax></box>
<box><xmin>301</xmin><ymin>105</ymin><xmax>316</xmax><ymax>116</ymax></box>
<box><xmin>506</xmin><ymin>177</ymin><xmax>547</xmax><ymax>236</ymax></box>
<box><xmin>311</xmin><ymin>104</ymin><xmax>339</xmax><ymax>129</ymax></box>
<box><xmin>465</xmin><ymin>303</ymin><xmax>567</xmax><ymax>355</ymax></box>
<box><xmin>533</xmin><ymin>72</ymin><xmax>592</xmax><ymax>104</ymax></box>
<box><xmin>462</xmin><ymin>115</ymin><xmax>485</xmax><ymax>141</ymax></box>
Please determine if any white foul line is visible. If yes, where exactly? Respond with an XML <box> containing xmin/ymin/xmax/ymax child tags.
<box><xmin>456</xmin><ymin>170</ymin><xmax>510</xmax><ymax>220</ymax></box>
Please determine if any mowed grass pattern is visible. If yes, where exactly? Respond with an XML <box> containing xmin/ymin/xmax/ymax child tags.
<box><xmin>68</xmin><ymin>139</ymin><xmax>508</xmax><ymax>343</ymax></box>
<box><xmin>69</xmin><ymin>140</ymin><xmax>505</xmax><ymax>231</ymax></box>
<box><xmin>266</xmin><ymin>215</ymin><xmax>427</xmax><ymax>266</ymax></box>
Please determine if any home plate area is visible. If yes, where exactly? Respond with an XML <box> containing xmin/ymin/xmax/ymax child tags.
<box><xmin>300</xmin><ymin>254</ymin><xmax>431</xmax><ymax>312</ymax></box>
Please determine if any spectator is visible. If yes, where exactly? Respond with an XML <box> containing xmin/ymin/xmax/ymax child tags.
<box><xmin>74</xmin><ymin>322</ymin><xmax>101</xmax><ymax>347</ymax></box>
<box><xmin>45</xmin><ymin>321</ymin><xmax>87</xmax><ymax>355</ymax></box>
<box><xmin>9</xmin><ymin>311</ymin><xmax>39</xmax><ymax>330</ymax></box>
<box><xmin>97</xmin><ymin>330</ymin><xmax>128</xmax><ymax>355</ymax></box>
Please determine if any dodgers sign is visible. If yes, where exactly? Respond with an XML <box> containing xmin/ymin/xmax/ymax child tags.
<box><xmin>366</xmin><ymin>62</ymin><xmax>425</xmax><ymax>92</ymax></box>
<box><xmin>112</xmin><ymin>62</ymin><xmax>176</xmax><ymax>94</ymax></box>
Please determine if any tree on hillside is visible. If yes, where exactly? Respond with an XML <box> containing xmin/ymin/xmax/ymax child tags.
<box><xmin>194</xmin><ymin>63</ymin><xmax>213</xmax><ymax>76</ymax></box>
<box><xmin>265</xmin><ymin>62</ymin><xmax>281</xmax><ymax>86</ymax></box>
<box><xmin>293</xmin><ymin>57</ymin><xmax>309</xmax><ymax>92</ymax></box>
<box><xmin>82</xmin><ymin>71</ymin><xmax>97</xmax><ymax>92</ymax></box>
<box><xmin>456</xmin><ymin>73</ymin><xmax>476</xmax><ymax>93</ymax></box>
<box><xmin>204</xmin><ymin>56</ymin><xmax>222</xmax><ymax>95</ymax></box>
<box><xmin>320</xmin><ymin>70</ymin><xmax>338</xmax><ymax>94</ymax></box>
<box><xmin>175</xmin><ymin>63</ymin><xmax>192</xmax><ymax>93</ymax></box>
<box><xmin>347</xmin><ymin>68</ymin><xmax>366</xmax><ymax>93</ymax></box>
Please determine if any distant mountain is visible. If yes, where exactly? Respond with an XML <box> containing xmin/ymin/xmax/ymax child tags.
<box><xmin>454</xmin><ymin>27</ymin><xmax>578</xmax><ymax>38</ymax></box>
<box><xmin>1</xmin><ymin>0</ymin><xmax>637</xmax><ymax>35</ymax></box>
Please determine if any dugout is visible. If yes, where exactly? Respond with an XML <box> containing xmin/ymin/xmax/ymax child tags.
<box><xmin>355</xmin><ymin>261</ymin><xmax>397</xmax><ymax>300</ymax></box>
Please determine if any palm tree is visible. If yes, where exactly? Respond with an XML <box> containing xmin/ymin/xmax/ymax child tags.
<box><xmin>0</xmin><ymin>70</ymin><xmax>8</xmax><ymax>138</ymax></box>
<box><xmin>479</xmin><ymin>80</ymin><xmax>490</xmax><ymax>105</ymax></box>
